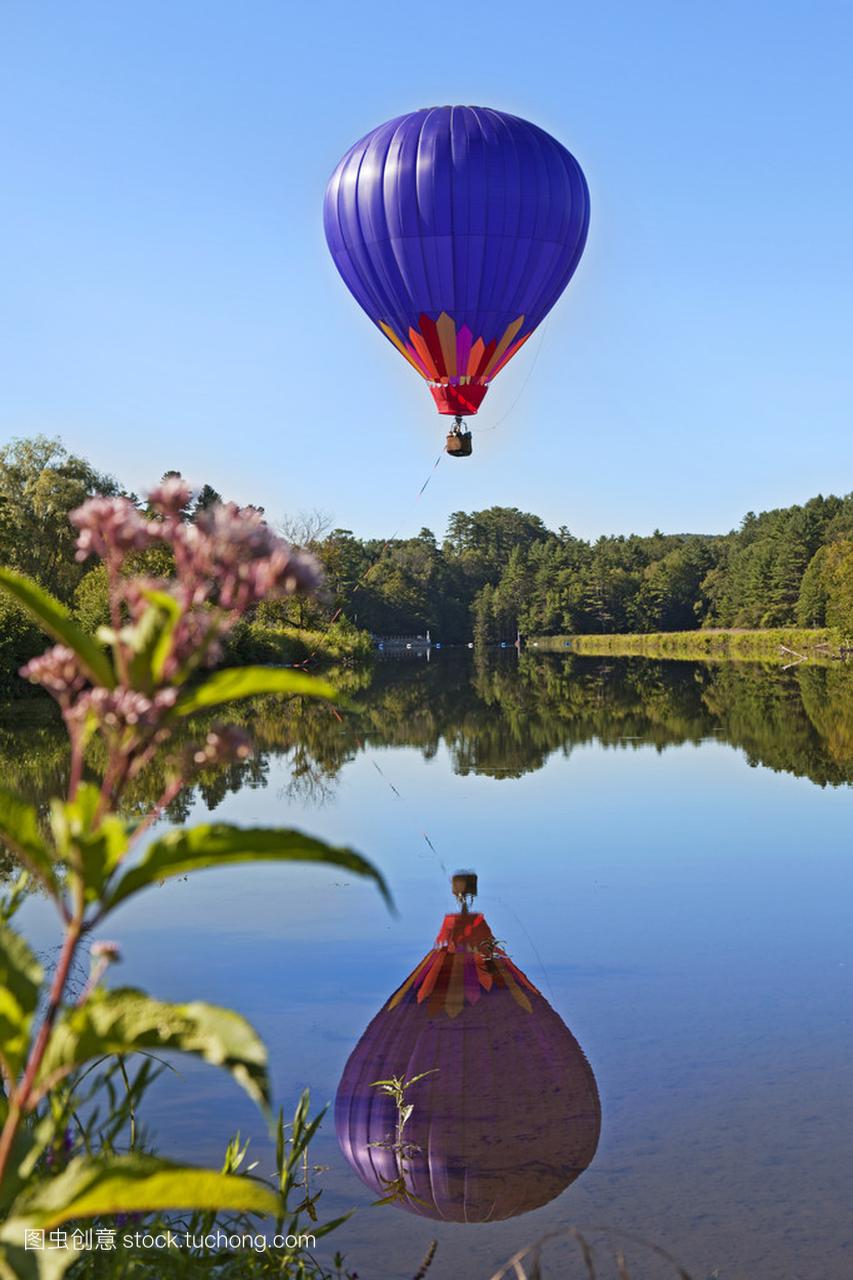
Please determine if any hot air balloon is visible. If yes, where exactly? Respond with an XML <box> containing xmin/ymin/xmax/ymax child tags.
<box><xmin>323</xmin><ymin>107</ymin><xmax>590</xmax><ymax>457</ymax></box>
<box><xmin>336</xmin><ymin>873</ymin><xmax>600</xmax><ymax>1221</ymax></box>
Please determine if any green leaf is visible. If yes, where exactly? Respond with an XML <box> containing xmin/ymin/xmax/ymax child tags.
<box><xmin>141</xmin><ymin>588</ymin><xmax>182</xmax><ymax>681</ymax></box>
<box><xmin>49</xmin><ymin>784</ymin><xmax>128</xmax><ymax>902</ymax></box>
<box><xmin>3</xmin><ymin>1153</ymin><xmax>280</xmax><ymax>1229</ymax></box>
<box><xmin>104</xmin><ymin>823</ymin><xmax>393</xmax><ymax>913</ymax></box>
<box><xmin>0</xmin><ymin>923</ymin><xmax>43</xmax><ymax>1080</ymax></box>
<box><xmin>102</xmin><ymin>593</ymin><xmax>182</xmax><ymax>693</ymax></box>
<box><xmin>0</xmin><ymin>1240</ymin><xmax>76</xmax><ymax>1280</ymax></box>
<box><xmin>0</xmin><ymin>568</ymin><xmax>115</xmax><ymax>688</ymax></box>
<box><xmin>0</xmin><ymin>788</ymin><xmax>60</xmax><ymax>897</ymax></box>
<box><xmin>312</xmin><ymin>1214</ymin><xmax>353</xmax><ymax>1241</ymax></box>
<box><xmin>0</xmin><ymin>871</ymin><xmax>31</xmax><ymax>924</ymax></box>
<box><xmin>34</xmin><ymin>988</ymin><xmax>270</xmax><ymax>1109</ymax></box>
<box><xmin>0</xmin><ymin>1112</ymin><xmax>57</xmax><ymax>1215</ymax></box>
<box><xmin>172</xmin><ymin>665</ymin><xmax>337</xmax><ymax>716</ymax></box>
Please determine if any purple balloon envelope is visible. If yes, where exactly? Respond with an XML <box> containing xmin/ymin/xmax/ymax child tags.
<box><xmin>324</xmin><ymin>106</ymin><xmax>589</xmax><ymax>417</ymax></box>
<box><xmin>335</xmin><ymin>910</ymin><xmax>600</xmax><ymax>1222</ymax></box>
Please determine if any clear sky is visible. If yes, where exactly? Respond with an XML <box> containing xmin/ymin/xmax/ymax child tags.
<box><xmin>2</xmin><ymin>1</ymin><xmax>852</xmax><ymax>542</ymax></box>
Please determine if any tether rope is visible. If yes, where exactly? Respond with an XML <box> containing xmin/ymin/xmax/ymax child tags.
<box><xmin>472</xmin><ymin>316</ymin><xmax>551</xmax><ymax>434</ymax></box>
<box><xmin>292</xmin><ymin>450</ymin><xmax>444</xmax><ymax>669</ymax></box>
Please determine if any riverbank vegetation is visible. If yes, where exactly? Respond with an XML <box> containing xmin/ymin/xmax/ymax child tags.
<box><xmin>532</xmin><ymin>627</ymin><xmax>837</xmax><ymax>662</ymax></box>
<box><xmin>2</xmin><ymin>435</ymin><xmax>852</xmax><ymax>692</ymax></box>
<box><xmin>292</xmin><ymin>492</ymin><xmax>853</xmax><ymax>647</ymax></box>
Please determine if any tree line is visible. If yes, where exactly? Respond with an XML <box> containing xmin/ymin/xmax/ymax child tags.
<box><xmin>1</xmin><ymin>435</ymin><xmax>852</xmax><ymax>691</ymax></box>
<box><xmin>288</xmin><ymin>495</ymin><xmax>853</xmax><ymax>644</ymax></box>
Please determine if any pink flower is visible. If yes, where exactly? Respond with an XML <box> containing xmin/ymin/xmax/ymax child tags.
<box><xmin>191</xmin><ymin>727</ymin><xmax>253</xmax><ymax>768</ymax></box>
<box><xmin>20</xmin><ymin>646</ymin><xmax>87</xmax><ymax>699</ymax></box>
<box><xmin>68</xmin><ymin>686</ymin><xmax>178</xmax><ymax>733</ymax></box>
<box><xmin>90</xmin><ymin>940</ymin><xmax>122</xmax><ymax>962</ymax></box>
<box><xmin>70</xmin><ymin>497</ymin><xmax>153</xmax><ymax>564</ymax></box>
<box><xmin>147</xmin><ymin>477</ymin><xmax>193</xmax><ymax>519</ymax></box>
<box><xmin>174</xmin><ymin>503</ymin><xmax>320</xmax><ymax>613</ymax></box>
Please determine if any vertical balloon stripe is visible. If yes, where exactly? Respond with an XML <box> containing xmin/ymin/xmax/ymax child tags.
<box><xmin>463</xmin><ymin>955</ymin><xmax>483</xmax><ymax>1005</ymax></box>
<box><xmin>435</xmin><ymin>312</ymin><xmax>458</xmax><ymax>378</ymax></box>
<box><xmin>332</xmin><ymin>133</ymin><xmax>408</xmax><ymax>333</ymax></box>
<box><xmin>379</xmin><ymin>322</ymin><xmax>431</xmax><ymax>378</ymax></box>
<box><xmin>426</xmin><ymin>961</ymin><xmax>453</xmax><ymax>1018</ymax></box>
<box><xmin>475</xmin><ymin>953</ymin><xmax>494</xmax><ymax>991</ymax></box>
<box><xmin>408</xmin><ymin>328</ymin><xmax>439</xmax><ymax>379</ymax></box>
<box><xmin>504</xmin><ymin>957</ymin><xmax>540</xmax><ymax>995</ymax></box>
<box><xmin>456</xmin><ymin>324</ymin><xmax>473</xmax><ymax>381</ymax></box>
<box><xmin>418</xmin><ymin>313</ymin><xmax>447</xmax><ymax>378</ymax></box>
<box><xmin>488</xmin><ymin>331</ymin><xmax>532</xmax><ymax>380</ymax></box>
<box><xmin>501</xmin><ymin>966</ymin><xmax>533</xmax><ymax>1013</ymax></box>
<box><xmin>481</xmin><ymin>315</ymin><xmax>525</xmax><ymax>379</ymax></box>
<box><xmin>416</xmin><ymin>952</ymin><xmax>445</xmax><ymax>1004</ymax></box>
<box><xmin>404</xmin><ymin>343</ymin><xmax>432</xmax><ymax>379</ymax></box>
<box><xmin>466</xmin><ymin>337</ymin><xmax>485</xmax><ymax>378</ymax></box>
<box><xmin>445</xmin><ymin>952</ymin><xmax>467</xmax><ymax>1019</ymax></box>
<box><xmin>477</xmin><ymin>110</ymin><xmax>523</xmax><ymax>319</ymax></box>
<box><xmin>472</xmin><ymin>339</ymin><xmax>497</xmax><ymax>380</ymax></box>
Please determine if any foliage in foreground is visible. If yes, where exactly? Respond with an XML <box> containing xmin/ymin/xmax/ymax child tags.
<box><xmin>0</xmin><ymin>480</ymin><xmax>390</xmax><ymax>1278</ymax></box>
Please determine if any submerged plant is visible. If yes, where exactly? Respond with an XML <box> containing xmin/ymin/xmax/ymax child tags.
<box><xmin>0</xmin><ymin>484</ymin><xmax>390</xmax><ymax>1276</ymax></box>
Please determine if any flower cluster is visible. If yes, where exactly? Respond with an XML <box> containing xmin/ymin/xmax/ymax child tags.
<box><xmin>20</xmin><ymin>485</ymin><xmax>321</xmax><ymax>787</ymax></box>
<box><xmin>189</xmin><ymin>728</ymin><xmax>253</xmax><ymax>769</ymax></box>
<box><xmin>70</xmin><ymin>491</ymin><xmax>320</xmax><ymax>607</ymax></box>
<box><xmin>20</xmin><ymin>646</ymin><xmax>87</xmax><ymax>701</ymax></box>
<box><xmin>70</xmin><ymin>497</ymin><xmax>153</xmax><ymax>564</ymax></box>
<box><xmin>173</xmin><ymin>502</ymin><xmax>320</xmax><ymax>612</ymax></box>
<box><xmin>67</xmin><ymin>686</ymin><xmax>179</xmax><ymax>732</ymax></box>
<box><xmin>147</xmin><ymin>477</ymin><xmax>192</xmax><ymax>519</ymax></box>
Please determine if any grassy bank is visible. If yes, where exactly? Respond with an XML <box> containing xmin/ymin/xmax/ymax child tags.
<box><xmin>232</xmin><ymin>618</ymin><xmax>374</xmax><ymax>666</ymax></box>
<box><xmin>530</xmin><ymin>627</ymin><xmax>839</xmax><ymax>663</ymax></box>
<box><xmin>2</xmin><ymin>618</ymin><xmax>375</xmax><ymax>700</ymax></box>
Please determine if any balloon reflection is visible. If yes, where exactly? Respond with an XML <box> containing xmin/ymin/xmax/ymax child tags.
<box><xmin>335</xmin><ymin>882</ymin><xmax>600</xmax><ymax>1222</ymax></box>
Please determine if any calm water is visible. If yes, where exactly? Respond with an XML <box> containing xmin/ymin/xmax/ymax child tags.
<box><xmin>12</xmin><ymin>654</ymin><xmax>853</xmax><ymax>1280</ymax></box>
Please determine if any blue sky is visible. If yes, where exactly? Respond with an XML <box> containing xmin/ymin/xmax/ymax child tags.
<box><xmin>2</xmin><ymin>1</ymin><xmax>852</xmax><ymax>541</ymax></box>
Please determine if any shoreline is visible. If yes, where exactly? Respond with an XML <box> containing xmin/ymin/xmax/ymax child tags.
<box><xmin>528</xmin><ymin>627</ymin><xmax>841</xmax><ymax>664</ymax></box>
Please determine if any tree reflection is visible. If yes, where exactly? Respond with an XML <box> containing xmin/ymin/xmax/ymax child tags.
<box><xmin>4</xmin><ymin>654</ymin><xmax>852</xmax><ymax>851</ymax></box>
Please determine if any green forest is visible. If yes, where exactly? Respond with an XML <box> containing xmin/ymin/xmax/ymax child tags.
<box><xmin>1</xmin><ymin>435</ymin><xmax>852</xmax><ymax>690</ymax></box>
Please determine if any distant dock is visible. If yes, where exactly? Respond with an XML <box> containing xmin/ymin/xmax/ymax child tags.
<box><xmin>374</xmin><ymin>633</ymin><xmax>432</xmax><ymax>652</ymax></box>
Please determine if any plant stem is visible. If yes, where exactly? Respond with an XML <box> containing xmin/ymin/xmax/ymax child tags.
<box><xmin>107</xmin><ymin>561</ymin><xmax>129</xmax><ymax>686</ymax></box>
<box><xmin>125</xmin><ymin>773</ymin><xmax>185</xmax><ymax>849</ymax></box>
<box><xmin>117</xmin><ymin>1056</ymin><xmax>136</xmax><ymax>1150</ymax></box>
<box><xmin>0</xmin><ymin>918</ymin><xmax>82</xmax><ymax>1188</ymax></box>
<box><xmin>95</xmin><ymin>749</ymin><xmax>131</xmax><ymax>825</ymax></box>
<box><xmin>66</xmin><ymin>722</ymin><xmax>84</xmax><ymax>803</ymax></box>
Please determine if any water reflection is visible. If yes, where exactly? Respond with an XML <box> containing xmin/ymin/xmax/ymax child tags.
<box><xmin>3</xmin><ymin>653</ymin><xmax>852</xmax><ymax>832</ymax></box>
<box><xmin>335</xmin><ymin>893</ymin><xmax>600</xmax><ymax>1222</ymax></box>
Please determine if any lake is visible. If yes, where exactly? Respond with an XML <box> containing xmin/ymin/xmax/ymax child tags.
<box><xmin>11</xmin><ymin>653</ymin><xmax>853</xmax><ymax>1280</ymax></box>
